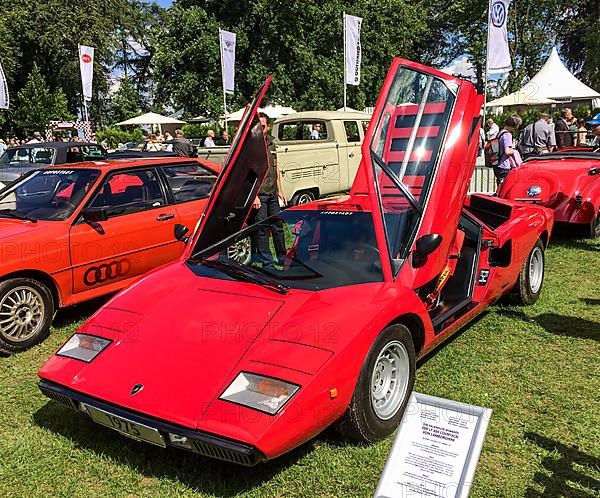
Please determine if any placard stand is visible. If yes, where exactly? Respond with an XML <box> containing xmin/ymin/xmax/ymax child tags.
<box><xmin>374</xmin><ymin>392</ymin><xmax>492</xmax><ymax>498</ymax></box>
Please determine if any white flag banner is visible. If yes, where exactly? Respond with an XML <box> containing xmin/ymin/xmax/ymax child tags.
<box><xmin>219</xmin><ymin>29</ymin><xmax>236</xmax><ymax>95</ymax></box>
<box><xmin>487</xmin><ymin>0</ymin><xmax>512</xmax><ymax>74</ymax></box>
<box><xmin>78</xmin><ymin>45</ymin><xmax>94</xmax><ymax>101</ymax></box>
<box><xmin>0</xmin><ymin>63</ymin><xmax>8</xmax><ymax>110</ymax></box>
<box><xmin>344</xmin><ymin>14</ymin><xmax>362</xmax><ymax>86</ymax></box>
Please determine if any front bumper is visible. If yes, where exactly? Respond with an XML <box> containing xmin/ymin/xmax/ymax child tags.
<box><xmin>39</xmin><ymin>379</ymin><xmax>265</xmax><ymax>466</ymax></box>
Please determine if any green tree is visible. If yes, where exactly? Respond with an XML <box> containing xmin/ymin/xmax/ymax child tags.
<box><xmin>152</xmin><ymin>0</ymin><xmax>429</xmax><ymax>117</ymax></box>
<box><xmin>13</xmin><ymin>64</ymin><xmax>73</xmax><ymax>135</ymax></box>
<box><xmin>0</xmin><ymin>0</ymin><xmax>160</xmax><ymax>123</ymax></box>
<box><xmin>108</xmin><ymin>76</ymin><xmax>142</xmax><ymax>125</ymax></box>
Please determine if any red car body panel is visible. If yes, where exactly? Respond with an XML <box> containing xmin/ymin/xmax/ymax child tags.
<box><xmin>497</xmin><ymin>153</ymin><xmax>600</xmax><ymax>225</ymax></box>
<box><xmin>39</xmin><ymin>59</ymin><xmax>554</xmax><ymax>464</ymax></box>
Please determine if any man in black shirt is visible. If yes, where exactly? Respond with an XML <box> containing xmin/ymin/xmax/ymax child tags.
<box><xmin>172</xmin><ymin>129</ymin><xmax>196</xmax><ymax>157</ymax></box>
<box><xmin>250</xmin><ymin>113</ymin><xmax>286</xmax><ymax>265</ymax></box>
<box><xmin>555</xmin><ymin>108</ymin><xmax>574</xmax><ymax>148</ymax></box>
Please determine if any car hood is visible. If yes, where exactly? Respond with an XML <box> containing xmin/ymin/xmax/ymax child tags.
<box><xmin>41</xmin><ymin>263</ymin><xmax>285</xmax><ymax>427</ymax></box>
<box><xmin>0</xmin><ymin>218</ymin><xmax>49</xmax><ymax>240</ymax></box>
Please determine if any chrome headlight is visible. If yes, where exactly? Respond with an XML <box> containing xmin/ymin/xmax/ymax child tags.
<box><xmin>219</xmin><ymin>372</ymin><xmax>299</xmax><ymax>415</ymax></box>
<box><xmin>56</xmin><ymin>333</ymin><xmax>112</xmax><ymax>362</ymax></box>
<box><xmin>527</xmin><ymin>185</ymin><xmax>542</xmax><ymax>197</ymax></box>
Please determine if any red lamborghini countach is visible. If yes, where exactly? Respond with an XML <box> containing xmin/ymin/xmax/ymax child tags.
<box><xmin>497</xmin><ymin>151</ymin><xmax>600</xmax><ymax>238</ymax></box>
<box><xmin>39</xmin><ymin>58</ymin><xmax>554</xmax><ymax>465</ymax></box>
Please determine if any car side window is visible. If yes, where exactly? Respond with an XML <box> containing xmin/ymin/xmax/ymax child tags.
<box><xmin>89</xmin><ymin>169</ymin><xmax>166</xmax><ymax>217</ymax></box>
<box><xmin>278</xmin><ymin>121</ymin><xmax>329</xmax><ymax>141</ymax></box>
<box><xmin>161</xmin><ymin>163</ymin><xmax>217</xmax><ymax>203</ymax></box>
<box><xmin>344</xmin><ymin>121</ymin><xmax>361</xmax><ymax>143</ymax></box>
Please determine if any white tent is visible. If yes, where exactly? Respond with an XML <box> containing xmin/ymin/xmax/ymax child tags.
<box><xmin>116</xmin><ymin>112</ymin><xmax>186</xmax><ymax>133</ymax></box>
<box><xmin>223</xmin><ymin>104</ymin><xmax>296</xmax><ymax>122</ymax></box>
<box><xmin>485</xmin><ymin>89</ymin><xmax>558</xmax><ymax>107</ymax></box>
<box><xmin>487</xmin><ymin>48</ymin><xmax>600</xmax><ymax>108</ymax></box>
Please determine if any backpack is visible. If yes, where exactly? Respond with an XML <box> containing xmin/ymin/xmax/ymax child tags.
<box><xmin>484</xmin><ymin>130</ymin><xmax>509</xmax><ymax>168</ymax></box>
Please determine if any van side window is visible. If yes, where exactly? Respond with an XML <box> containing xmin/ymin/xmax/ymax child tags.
<box><xmin>344</xmin><ymin>121</ymin><xmax>361</xmax><ymax>143</ymax></box>
<box><xmin>278</xmin><ymin>121</ymin><xmax>328</xmax><ymax>141</ymax></box>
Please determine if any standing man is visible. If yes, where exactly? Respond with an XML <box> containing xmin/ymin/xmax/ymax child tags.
<box><xmin>27</xmin><ymin>131</ymin><xmax>43</xmax><ymax>144</ymax></box>
<box><xmin>587</xmin><ymin>113</ymin><xmax>600</xmax><ymax>149</ymax></box>
<box><xmin>555</xmin><ymin>108</ymin><xmax>574</xmax><ymax>148</ymax></box>
<box><xmin>250</xmin><ymin>112</ymin><xmax>286</xmax><ymax>266</ymax></box>
<box><xmin>532</xmin><ymin>113</ymin><xmax>556</xmax><ymax>154</ymax></box>
<box><xmin>486</xmin><ymin>118</ymin><xmax>499</xmax><ymax>140</ymax></box>
<box><xmin>172</xmin><ymin>129</ymin><xmax>195</xmax><ymax>157</ymax></box>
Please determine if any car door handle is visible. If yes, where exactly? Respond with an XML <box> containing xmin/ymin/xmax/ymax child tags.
<box><xmin>156</xmin><ymin>213</ymin><xmax>175</xmax><ymax>222</ymax></box>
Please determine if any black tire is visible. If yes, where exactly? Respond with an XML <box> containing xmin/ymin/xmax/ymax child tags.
<box><xmin>290</xmin><ymin>190</ymin><xmax>316</xmax><ymax>206</ymax></box>
<box><xmin>511</xmin><ymin>238</ymin><xmax>545</xmax><ymax>305</ymax></box>
<box><xmin>0</xmin><ymin>278</ymin><xmax>55</xmax><ymax>355</ymax></box>
<box><xmin>589</xmin><ymin>209</ymin><xmax>600</xmax><ymax>239</ymax></box>
<box><xmin>338</xmin><ymin>324</ymin><xmax>415</xmax><ymax>443</ymax></box>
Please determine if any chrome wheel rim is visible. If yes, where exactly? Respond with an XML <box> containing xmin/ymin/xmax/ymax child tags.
<box><xmin>370</xmin><ymin>340</ymin><xmax>410</xmax><ymax>420</ymax></box>
<box><xmin>529</xmin><ymin>247</ymin><xmax>544</xmax><ymax>294</ymax></box>
<box><xmin>0</xmin><ymin>286</ymin><xmax>45</xmax><ymax>343</ymax></box>
<box><xmin>296</xmin><ymin>193</ymin><xmax>314</xmax><ymax>205</ymax></box>
<box><xmin>227</xmin><ymin>237</ymin><xmax>252</xmax><ymax>265</ymax></box>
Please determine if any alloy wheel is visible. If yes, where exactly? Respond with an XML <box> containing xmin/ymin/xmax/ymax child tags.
<box><xmin>0</xmin><ymin>286</ymin><xmax>45</xmax><ymax>343</ymax></box>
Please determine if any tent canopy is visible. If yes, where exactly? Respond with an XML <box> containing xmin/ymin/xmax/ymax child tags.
<box><xmin>487</xmin><ymin>48</ymin><xmax>600</xmax><ymax>108</ymax></box>
<box><xmin>486</xmin><ymin>89</ymin><xmax>558</xmax><ymax>107</ymax></box>
<box><xmin>115</xmin><ymin>112</ymin><xmax>186</xmax><ymax>126</ymax></box>
<box><xmin>223</xmin><ymin>104</ymin><xmax>296</xmax><ymax>121</ymax></box>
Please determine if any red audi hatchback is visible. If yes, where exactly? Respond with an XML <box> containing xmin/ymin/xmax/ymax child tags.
<box><xmin>39</xmin><ymin>58</ymin><xmax>553</xmax><ymax>465</ymax></box>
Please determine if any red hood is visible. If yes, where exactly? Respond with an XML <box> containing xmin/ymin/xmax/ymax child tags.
<box><xmin>498</xmin><ymin>157</ymin><xmax>600</xmax><ymax>222</ymax></box>
<box><xmin>40</xmin><ymin>263</ymin><xmax>285</xmax><ymax>427</ymax></box>
<box><xmin>0</xmin><ymin>219</ymin><xmax>51</xmax><ymax>240</ymax></box>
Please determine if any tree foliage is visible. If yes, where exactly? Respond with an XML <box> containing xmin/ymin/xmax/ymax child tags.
<box><xmin>152</xmin><ymin>0</ymin><xmax>429</xmax><ymax>117</ymax></box>
<box><xmin>107</xmin><ymin>76</ymin><xmax>143</xmax><ymax>125</ymax></box>
<box><xmin>13</xmin><ymin>64</ymin><xmax>73</xmax><ymax>135</ymax></box>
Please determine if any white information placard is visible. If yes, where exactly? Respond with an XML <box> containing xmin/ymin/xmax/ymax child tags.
<box><xmin>374</xmin><ymin>392</ymin><xmax>492</xmax><ymax>498</ymax></box>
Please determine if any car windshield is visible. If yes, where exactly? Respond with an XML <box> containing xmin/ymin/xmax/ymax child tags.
<box><xmin>0</xmin><ymin>147</ymin><xmax>56</xmax><ymax>165</ymax></box>
<box><xmin>0</xmin><ymin>169</ymin><xmax>100</xmax><ymax>221</ymax></box>
<box><xmin>188</xmin><ymin>209</ymin><xmax>384</xmax><ymax>291</ymax></box>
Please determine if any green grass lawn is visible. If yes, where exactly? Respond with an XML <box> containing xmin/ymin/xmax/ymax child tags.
<box><xmin>0</xmin><ymin>235</ymin><xmax>598</xmax><ymax>498</ymax></box>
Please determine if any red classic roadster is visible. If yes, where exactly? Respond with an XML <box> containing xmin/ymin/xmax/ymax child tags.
<box><xmin>497</xmin><ymin>151</ymin><xmax>600</xmax><ymax>238</ymax></box>
<box><xmin>38</xmin><ymin>58</ymin><xmax>554</xmax><ymax>465</ymax></box>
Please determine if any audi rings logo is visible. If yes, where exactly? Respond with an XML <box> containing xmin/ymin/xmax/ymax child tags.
<box><xmin>84</xmin><ymin>259</ymin><xmax>131</xmax><ymax>286</ymax></box>
<box><xmin>491</xmin><ymin>1</ymin><xmax>507</xmax><ymax>28</ymax></box>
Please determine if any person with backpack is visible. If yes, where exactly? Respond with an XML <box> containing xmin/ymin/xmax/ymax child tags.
<box><xmin>484</xmin><ymin>115</ymin><xmax>523</xmax><ymax>185</ymax></box>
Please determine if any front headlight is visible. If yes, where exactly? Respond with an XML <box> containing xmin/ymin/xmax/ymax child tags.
<box><xmin>56</xmin><ymin>333</ymin><xmax>112</xmax><ymax>362</ymax></box>
<box><xmin>219</xmin><ymin>372</ymin><xmax>300</xmax><ymax>415</ymax></box>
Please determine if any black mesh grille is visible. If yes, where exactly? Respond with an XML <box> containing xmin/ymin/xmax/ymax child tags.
<box><xmin>40</xmin><ymin>386</ymin><xmax>79</xmax><ymax>410</ymax></box>
<box><xmin>191</xmin><ymin>440</ymin><xmax>253</xmax><ymax>466</ymax></box>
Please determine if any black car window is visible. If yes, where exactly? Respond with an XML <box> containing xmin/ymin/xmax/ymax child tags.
<box><xmin>88</xmin><ymin>169</ymin><xmax>166</xmax><ymax>217</ymax></box>
<box><xmin>344</xmin><ymin>121</ymin><xmax>361</xmax><ymax>143</ymax></box>
<box><xmin>161</xmin><ymin>163</ymin><xmax>217</xmax><ymax>203</ymax></box>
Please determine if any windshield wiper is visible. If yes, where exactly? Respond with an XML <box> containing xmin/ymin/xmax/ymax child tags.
<box><xmin>201</xmin><ymin>258</ymin><xmax>289</xmax><ymax>294</ymax></box>
<box><xmin>0</xmin><ymin>209</ymin><xmax>38</xmax><ymax>223</ymax></box>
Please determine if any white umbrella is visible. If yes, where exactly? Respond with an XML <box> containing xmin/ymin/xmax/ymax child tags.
<box><xmin>115</xmin><ymin>112</ymin><xmax>186</xmax><ymax>134</ymax></box>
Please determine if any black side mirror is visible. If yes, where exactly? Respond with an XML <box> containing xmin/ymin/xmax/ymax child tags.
<box><xmin>82</xmin><ymin>207</ymin><xmax>108</xmax><ymax>223</ymax></box>
<box><xmin>412</xmin><ymin>233</ymin><xmax>443</xmax><ymax>268</ymax></box>
<box><xmin>174</xmin><ymin>223</ymin><xmax>189</xmax><ymax>243</ymax></box>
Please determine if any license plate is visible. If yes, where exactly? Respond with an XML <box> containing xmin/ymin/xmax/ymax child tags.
<box><xmin>84</xmin><ymin>404</ymin><xmax>166</xmax><ymax>448</ymax></box>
